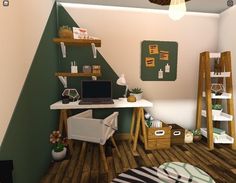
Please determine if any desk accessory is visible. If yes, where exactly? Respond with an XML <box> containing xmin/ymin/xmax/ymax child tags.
<box><xmin>62</xmin><ymin>88</ymin><xmax>80</xmax><ymax>102</ymax></box>
<box><xmin>83</xmin><ymin>65</ymin><xmax>91</xmax><ymax>73</ymax></box>
<box><xmin>127</xmin><ymin>96</ymin><xmax>136</xmax><ymax>102</ymax></box>
<box><xmin>71</xmin><ymin>61</ymin><xmax>78</xmax><ymax>73</ymax></box>
<box><xmin>116</xmin><ymin>74</ymin><xmax>128</xmax><ymax>99</ymax></box>
<box><xmin>92</xmin><ymin>65</ymin><xmax>101</xmax><ymax>74</ymax></box>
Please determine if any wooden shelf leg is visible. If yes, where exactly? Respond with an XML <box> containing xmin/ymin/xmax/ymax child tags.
<box><xmin>205</xmin><ymin>52</ymin><xmax>214</xmax><ymax>150</ymax></box>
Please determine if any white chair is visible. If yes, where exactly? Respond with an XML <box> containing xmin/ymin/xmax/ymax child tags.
<box><xmin>67</xmin><ymin>110</ymin><xmax>121</xmax><ymax>164</ymax></box>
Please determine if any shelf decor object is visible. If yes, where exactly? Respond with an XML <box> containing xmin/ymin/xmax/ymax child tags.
<box><xmin>196</xmin><ymin>51</ymin><xmax>235</xmax><ymax>150</ymax></box>
<box><xmin>53</xmin><ymin>37</ymin><xmax>101</xmax><ymax>58</ymax></box>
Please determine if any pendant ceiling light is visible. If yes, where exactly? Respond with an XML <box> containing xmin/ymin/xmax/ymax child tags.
<box><xmin>168</xmin><ymin>0</ymin><xmax>186</xmax><ymax>20</ymax></box>
<box><xmin>149</xmin><ymin>0</ymin><xmax>190</xmax><ymax>20</ymax></box>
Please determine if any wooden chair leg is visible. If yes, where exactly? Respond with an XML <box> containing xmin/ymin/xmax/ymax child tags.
<box><xmin>110</xmin><ymin>136</ymin><xmax>121</xmax><ymax>158</ymax></box>
<box><xmin>99</xmin><ymin>144</ymin><xmax>108</xmax><ymax>172</ymax></box>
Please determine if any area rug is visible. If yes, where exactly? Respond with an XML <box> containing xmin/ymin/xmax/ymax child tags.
<box><xmin>112</xmin><ymin>162</ymin><xmax>215</xmax><ymax>183</ymax></box>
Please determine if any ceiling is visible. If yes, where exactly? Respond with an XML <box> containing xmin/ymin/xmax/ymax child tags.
<box><xmin>57</xmin><ymin>0</ymin><xmax>233</xmax><ymax>14</ymax></box>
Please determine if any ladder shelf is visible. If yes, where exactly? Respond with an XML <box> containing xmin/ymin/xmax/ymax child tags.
<box><xmin>196</xmin><ymin>51</ymin><xmax>235</xmax><ymax>150</ymax></box>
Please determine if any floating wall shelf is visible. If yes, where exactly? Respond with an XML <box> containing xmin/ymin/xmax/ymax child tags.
<box><xmin>55</xmin><ymin>72</ymin><xmax>101</xmax><ymax>77</ymax></box>
<box><xmin>53</xmin><ymin>37</ymin><xmax>101</xmax><ymax>58</ymax></box>
<box><xmin>55</xmin><ymin>72</ymin><xmax>101</xmax><ymax>88</ymax></box>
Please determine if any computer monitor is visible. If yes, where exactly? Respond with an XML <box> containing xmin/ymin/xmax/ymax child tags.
<box><xmin>81</xmin><ymin>80</ymin><xmax>112</xmax><ymax>101</ymax></box>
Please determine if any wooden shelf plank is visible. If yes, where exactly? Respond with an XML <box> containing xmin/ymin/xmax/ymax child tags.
<box><xmin>201</xmin><ymin>128</ymin><xmax>234</xmax><ymax>144</ymax></box>
<box><xmin>55</xmin><ymin>72</ymin><xmax>101</xmax><ymax>77</ymax></box>
<box><xmin>202</xmin><ymin>92</ymin><xmax>232</xmax><ymax>99</ymax></box>
<box><xmin>202</xmin><ymin>110</ymin><xmax>233</xmax><ymax>121</ymax></box>
<box><xmin>53</xmin><ymin>38</ymin><xmax>101</xmax><ymax>47</ymax></box>
<box><xmin>210</xmin><ymin>72</ymin><xmax>230</xmax><ymax>78</ymax></box>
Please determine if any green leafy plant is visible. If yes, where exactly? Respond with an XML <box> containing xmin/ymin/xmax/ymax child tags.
<box><xmin>192</xmin><ymin>129</ymin><xmax>202</xmax><ymax>136</ymax></box>
<box><xmin>212</xmin><ymin>104</ymin><xmax>223</xmax><ymax>110</ymax></box>
<box><xmin>59</xmin><ymin>25</ymin><xmax>72</xmax><ymax>31</ymax></box>
<box><xmin>50</xmin><ymin>131</ymin><xmax>67</xmax><ymax>152</ymax></box>
<box><xmin>129</xmin><ymin>88</ymin><xmax>143</xmax><ymax>94</ymax></box>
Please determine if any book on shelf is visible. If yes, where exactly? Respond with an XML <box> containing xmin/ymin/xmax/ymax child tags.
<box><xmin>213</xmin><ymin>128</ymin><xmax>225</xmax><ymax>135</ymax></box>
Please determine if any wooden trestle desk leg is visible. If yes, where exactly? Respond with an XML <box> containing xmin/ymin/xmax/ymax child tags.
<box><xmin>58</xmin><ymin>109</ymin><xmax>73</xmax><ymax>153</ymax></box>
<box><xmin>130</xmin><ymin>107</ymin><xmax>146</xmax><ymax>156</ymax></box>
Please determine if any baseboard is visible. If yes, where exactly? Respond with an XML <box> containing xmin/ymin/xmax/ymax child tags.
<box><xmin>114</xmin><ymin>133</ymin><xmax>130</xmax><ymax>141</ymax></box>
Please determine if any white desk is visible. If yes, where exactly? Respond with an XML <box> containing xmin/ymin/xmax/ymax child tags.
<box><xmin>50</xmin><ymin>99</ymin><xmax>153</xmax><ymax>154</ymax></box>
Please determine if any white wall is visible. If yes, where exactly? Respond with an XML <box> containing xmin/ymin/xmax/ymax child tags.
<box><xmin>62</xmin><ymin>3</ymin><xmax>219</xmax><ymax>130</ymax></box>
<box><xmin>0</xmin><ymin>0</ymin><xmax>55</xmax><ymax>146</ymax></box>
<box><xmin>218</xmin><ymin>5</ymin><xmax>236</xmax><ymax>124</ymax></box>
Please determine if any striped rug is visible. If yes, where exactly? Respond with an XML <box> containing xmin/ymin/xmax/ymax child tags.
<box><xmin>112</xmin><ymin>163</ymin><xmax>215</xmax><ymax>183</ymax></box>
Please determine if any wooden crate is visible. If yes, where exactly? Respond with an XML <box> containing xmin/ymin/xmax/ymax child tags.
<box><xmin>145</xmin><ymin>123</ymin><xmax>171</xmax><ymax>150</ymax></box>
<box><xmin>169</xmin><ymin>124</ymin><xmax>185</xmax><ymax>145</ymax></box>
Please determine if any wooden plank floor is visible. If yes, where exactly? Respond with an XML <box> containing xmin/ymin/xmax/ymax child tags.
<box><xmin>40</xmin><ymin>140</ymin><xmax>236</xmax><ymax>183</ymax></box>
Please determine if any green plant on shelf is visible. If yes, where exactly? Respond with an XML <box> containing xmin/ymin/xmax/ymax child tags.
<box><xmin>212</xmin><ymin>104</ymin><xmax>223</xmax><ymax>110</ymax></box>
<box><xmin>192</xmin><ymin>129</ymin><xmax>201</xmax><ymax>136</ymax></box>
<box><xmin>129</xmin><ymin>88</ymin><xmax>143</xmax><ymax>94</ymax></box>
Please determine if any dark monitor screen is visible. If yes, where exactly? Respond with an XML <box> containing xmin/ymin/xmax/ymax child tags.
<box><xmin>81</xmin><ymin>80</ymin><xmax>112</xmax><ymax>99</ymax></box>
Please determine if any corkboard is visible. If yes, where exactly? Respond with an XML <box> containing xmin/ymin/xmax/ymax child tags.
<box><xmin>141</xmin><ymin>40</ymin><xmax>178</xmax><ymax>81</ymax></box>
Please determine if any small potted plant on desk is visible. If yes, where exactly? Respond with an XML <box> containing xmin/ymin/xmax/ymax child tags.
<box><xmin>129</xmin><ymin>88</ymin><xmax>143</xmax><ymax>100</ymax></box>
<box><xmin>192</xmin><ymin>129</ymin><xmax>202</xmax><ymax>142</ymax></box>
<box><xmin>212</xmin><ymin>104</ymin><xmax>223</xmax><ymax>116</ymax></box>
<box><xmin>50</xmin><ymin>131</ymin><xmax>67</xmax><ymax>161</ymax></box>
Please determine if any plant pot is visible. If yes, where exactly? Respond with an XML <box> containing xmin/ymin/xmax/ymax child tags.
<box><xmin>51</xmin><ymin>147</ymin><xmax>67</xmax><ymax>161</ymax></box>
<box><xmin>130</xmin><ymin>93</ymin><xmax>143</xmax><ymax>100</ymax></box>
<box><xmin>193</xmin><ymin>135</ymin><xmax>202</xmax><ymax>142</ymax></box>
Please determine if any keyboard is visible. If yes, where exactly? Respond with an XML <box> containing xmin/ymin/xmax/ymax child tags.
<box><xmin>79</xmin><ymin>99</ymin><xmax>114</xmax><ymax>105</ymax></box>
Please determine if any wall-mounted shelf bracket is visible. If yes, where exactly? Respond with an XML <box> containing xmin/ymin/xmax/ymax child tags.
<box><xmin>91</xmin><ymin>43</ymin><xmax>97</xmax><ymax>58</ymax></box>
<box><xmin>58</xmin><ymin>76</ymin><xmax>67</xmax><ymax>88</ymax></box>
<box><xmin>60</xmin><ymin>42</ymin><xmax>66</xmax><ymax>58</ymax></box>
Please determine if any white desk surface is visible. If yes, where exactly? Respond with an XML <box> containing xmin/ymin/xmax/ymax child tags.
<box><xmin>50</xmin><ymin>99</ymin><xmax>153</xmax><ymax>110</ymax></box>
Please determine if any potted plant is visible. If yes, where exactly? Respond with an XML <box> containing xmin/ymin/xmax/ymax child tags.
<box><xmin>192</xmin><ymin>129</ymin><xmax>202</xmax><ymax>142</ymax></box>
<box><xmin>50</xmin><ymin>131</ymin><xmax>67</xmax><ymax>161</ymax></box>
<box><xmin>58</xmin><ymin>25</ymin><xmax>73</xmax><ymax>39</ymax></box>
<box><xmin>129</xmin><ymin>88</ymin><xmax>143</xmax><ymax>100</ymax></box>
<box><xmin>212</xmin><ymin>104</ymin><xmax>223</xmax><ymax>116</ymax></box>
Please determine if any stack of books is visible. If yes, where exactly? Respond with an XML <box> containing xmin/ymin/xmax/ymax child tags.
<box><xmin>213</xmin><ymin>128</ymin><xmax>226</xmax><ymax>140</ymax></box>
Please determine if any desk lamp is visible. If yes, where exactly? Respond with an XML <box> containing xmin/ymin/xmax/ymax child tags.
<box><xmin>116</xmin><ymin>74</ymin><xmax>128</xmax><ymax>99</ymax></box>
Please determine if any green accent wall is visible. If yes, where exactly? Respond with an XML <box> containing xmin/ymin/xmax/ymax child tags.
<box><xmin>0</xmin><ymin>3</ymin><xmax>60</xmax><ymax>183</ymax></box>
<box><xmin>57</xmin><ymin>5</ymin><xmax>132</xmax><ymax>133</ymax></box>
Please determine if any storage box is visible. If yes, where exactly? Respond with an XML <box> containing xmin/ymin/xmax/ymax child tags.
<box><xmin>145</xmin><ymin>123</ymin><xmax>171</xmax><ymax>150</ymax></box>
<box><xmin>92</xmin><ymin>65</ymin><xmax>101</xmax><ymax>74</ymax></box>
<box><xmin>169</xmin><ymin>124</ymin><xmax>185</xmax><ymax>145</ymax></box>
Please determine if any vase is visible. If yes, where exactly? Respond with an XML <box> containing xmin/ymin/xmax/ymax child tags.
<box><xmin>51</xmin><ymin>147</ymin><xmax>67</xmax><ymax>161</ymax></box>
<box><xmin>130</xmin><ymin>93</ymin><xmax>143</xmax><ymax>100</ymax></box>
<box><xmin>193</xmin><ymin>135</ymin><xmax>202</xmax><ymax>142</ymax></box>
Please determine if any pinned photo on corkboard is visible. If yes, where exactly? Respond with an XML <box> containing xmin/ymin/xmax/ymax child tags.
<box><xmin>160</xmin><ymin>51</ymin><xmax>169</xmax><ymax>61</ymax></box>
<box><xmin>145</xmin><ymin>57</ymin><xmax>155</xmax><ymax>67</ymax></box>
<box><xmin>149</xmin><ymin>44</ymin><xmax>159</xmax><ymax>54</ymax></box>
